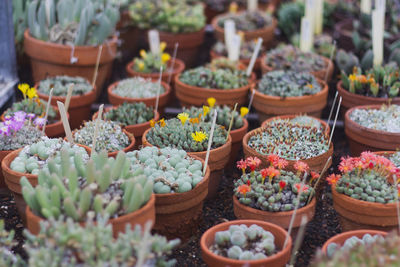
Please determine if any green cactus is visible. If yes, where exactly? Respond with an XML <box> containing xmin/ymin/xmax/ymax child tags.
<box><xmin>104</xmin><ymin>102</ymin><xmax>155</xmax><ymax>126</ymax></box>
<box><xmin>38</xmin><ymin>75</ymin><xmax>93</xmax><ymax>96</ymax></box>
<box><xmin>217</xmin><ymin>10</ymin><xmax>273</xmax><ymax>32</ymax></box>
<box><xmin>349</xmin><ymin>105</ymin><xmax>400</xmax><ymax>132</ymax></box>
<box><xmin>111</xmin><ymin>77</ymin><xmax>166</xmax><ymax>99</ymax></box>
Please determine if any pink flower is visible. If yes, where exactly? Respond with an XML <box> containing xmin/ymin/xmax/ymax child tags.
<box><xmin>0</xmin><ymin>125</ymin><xmax>10</xmax><ymax>136</ymax></box>
<box><xmin>338</xmin><ymin>157</ymin><xmax>355</xmax><ymax>173</ymax></box>
<box><xmin>34</xmin><ymin>117</ymin><xmax>46</xmax><ymax>127</ymax></box>
<box><xmin>236</xmin><ymin>159</ymin><xmax>247</xmax><ymax>174</ymax></box>
<box><xmin>294</xmin><ymin>161</ymin><xmax>309</xmax><ymax>174</ymax></box>
<box><xmin>294</xmin><ymin>183</ymin><xmax>309</xmax><ymax>194</ymax></box>
<box><xmin>246</xmin><ymin>157</ymin><xmax>261</xmax><ymax>172</ymax></box>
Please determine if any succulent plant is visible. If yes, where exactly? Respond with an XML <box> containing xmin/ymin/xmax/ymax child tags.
<box><xmin>27</xmin><ymin>0</ymin><xmax>119</xmax><ymax>46</ymax></box>
<box><xmin>212</xmin><ymin>39</ymin><xmax>265</xmax><ymax>60</ymax></box>
<box><xmin>217</xmin><ymin>11</ymin><xmax>273</xmax><ymax>31</ymax></box>
<box><xmin>210</xmin><ymin>224</ymin><xmax>276</xmax><ymax>260</ymax></box>
<box><xmin>13</xmin><ymin>0</ymin><xmax>31</xmax><ymax>55</ymax></box>
<box><xmin>0</xmin><ymin>112</ymin><xmax>44</xmax><ymax>151</ymax></box>
<box><xmin>129</xmin><ymin>0</ymin><xmax>205</xmax><ymax>33</ymax></box>
<box><xmin>340</xmin><ymin>63</ymin><xmax>400</xmax><ymax>98</ymax></box>
<box><xmin>265</xmin><ymin>44</ymin><xmax>327</xmax><ymax>73</ymax></box>
<box><xmin>10</xmin><ymin>137</ymin><xmax>88</xmax><ymax>175</ymax></box>
<box><xmin>248</xmin><ymin>118</ymin><xmax>329</xmax><ymax>160</ymax></box>
<box><xmin>112</xmin><ymin>77</ymin><xmax>165</xmax><ymax>99</ymax></box>
<box><xmin>326</xmin><ymin>152</ymin><xmax>399</xmax><ymax>204</ymax></box>
<box><xmin>257</xmin><ymin>70</ymin><xmax>322</xmax><ymax>97</ymax></box>
<box><xmin>73</xmin><ymin>120</ymin><xmax>130</xmax><ymax>153</ymax></box>
<box><xmin>349</xmin><ymin>105</ymin><xmax>400</xmax><ymax>133</ymax></box>
<box><xmin>326</xmin><ymin>233</ymin><xmax>384</xmax><ymax>258</ymax></box>
<box><xmin>21</xmin><ymin>148</ymin><xmax>153</xmax><ymax>221</ymax></box>
<box><xmin>390</xmin><ymin>151</ymin><xmax>400</xmax><ymax>167</ymax></box>
<box><xmin>38</xmin><ymin>75</ymin><xmax>93</xmax><ymax>96</ymax></box>
<box><xmin>146</xmin><ymin>113</ymin><xmax>228</xmax><ymax>152</ymax></box>
<box><xmin>104</xmin><ymin>102</ymin><xmax>155</xmax><ymax>126</ymax></box>
<box><xmin>127</xmin><ymin>146</ymin><xmax>204</xmax><ymax>194</ymax></box>
<box><xmin>0</xmin><ymin>220</ymin><xmax>23</xmax><ymax>267</ymax></box>
<box><xmin>234</xmin><ymin>156</ymin><xmax>316</xmax><ymax>212</ymax></box>
<box><xmin>132</xmin><ymin>44</ymin><xmax>171</xmax><ymax>73</ymax></box>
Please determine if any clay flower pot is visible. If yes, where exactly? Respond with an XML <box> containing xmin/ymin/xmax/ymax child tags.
<box><xmin>26</xmin><ymin>193</ymin><xmax>156</xmax><ymax>237</ymax></box>
<box><xmin>227</xmin><ymin>119</ymin><xmax>249</xmax><ymax>168</ymax></box>
<box><xmin>200</xmin><ymin>219</ymin><xmax>292</xmax><ymax>267</ymax></box>
<box><xmin>337</xmin><ymin>81</ymin><xmax>400</xmax><ymax>114</ymax></box>
<box><xmin>24</xmin><ymin>30</ymin><xmax>117</xmax><ymax>96</ymax></box>
<box><xmin>253</xmin><ymin>78</ymin><xmax>329</xmax><ymax>121</ymax></box>
<box><xmin>35</xmin><ymin>80</ymin><xmax>97</xmax><ymax>130</ymax></box>
<box><xmin>142</xmin><ymin>129</ymin><xmax>232</xmax><ymax>198</ymax></box>
<box><xmin>154</xmin><ymin>155</ymin><xmax>210</xmax><ymax>241</ymax></box>
<box><xmin>210</xmin><ymin>50</ymin><xmax>262</xmax><ymax>73</ymax></box>
<box><xmin>212</xmin><ymin>12</ymin><xmax>278</xmax><ymax>47</ymax></box>
<box><xmin>0</xmin><ymin>150</ymin><xmax>13</xmax><ymax>190</ymax></box>
<box><xmin>332</xmin><ymin>186</ymin><xmax>398</xmax><ymax>232</ymax></box>
<box><xmin>260</xmin><ymin>55</ymin><xmax>334</xmax><ymax>82</ymax></box>
<box><xmin>344</xmin><ymin>105</ymin><xmax>400</xmax><ymax>156</ymax></box>
<box><xmin>107</xmin><ymin>80</ymin><xmax>171</xmax><ymax>113</ymax></box>
<box><xmin>321</xmin><ymin>229</ymin><xmax>388</xmax><ymax>254</ymax></box>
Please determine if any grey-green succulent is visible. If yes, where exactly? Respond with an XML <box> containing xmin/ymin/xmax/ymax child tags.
<box><xmin>349</xmin><ymin>105</ymin><xmax>400</xmax><ymax>133</ymax></box>
<box><xmin>112</xmin><ymin>77</ymin><xmax>165</xmax><ymax>99</ymax></box>
<box><xmin>217</xmin><ymin>11</ymin><xmax>273</xmax><ymax>32</ymax></box>
<box><xmin>390</xmin><ymin>151</ymin><xmax>400</xmax><ymax>167</ymax></box>
<box><xmin>38</xmin><ymin>75</ymin><xmax>93</xmax><ymax>96</ymax></box>
<box><xmin>4</xmin><ymin>99</ymin><xmax>57</xmax><ymax>123</ymax></box>
<box><xmin>13</xmin><ymin>0</ymin><xmax>31</xmax><ymax>55</ymax></box>
<box><xmin>104</xmin><ymin>102</ymin><xmax>155</xmax><ymax>126</ymax></box>
<box><xmin>0</xmin><ymin>221</ymin><xmax>24</xmax><ymax>267</ymax></box>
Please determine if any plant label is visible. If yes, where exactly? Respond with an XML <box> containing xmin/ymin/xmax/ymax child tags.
<box><xmin>148</xmin><ymin>30</ymin><xmax>161</xmax><ymax>55</ymax></box>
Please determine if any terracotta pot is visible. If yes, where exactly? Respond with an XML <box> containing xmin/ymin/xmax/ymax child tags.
<box><xmin>321</xmin><ymin>229</ymin><xmax>388</xmax><ymax>254</ymax></box>
<box><xmin>175</xmin><ymin>73</ymin><xmax>255</xmax><ymax>107</ymax></box>
<box><xmin>24</xmin><ymin>30</ymin><xmax>117</xmax><ymax>96</ymax></box>
<box><xmin>210</xmin><ymin>50</ymin><xmax>262</xmax><ymax>73</ymax></box>
<box><xmin>200</xmin><ymin>219</ymin><xmax>292</xmax><ymax>267</ymax></box>
<box><xmin>107</xmin><ymin>80</ymin><xmax>171</xmax><ymax>113</ymax></box>
<box><xmin>337</xmin><ymin>81</ymin><xmax>400</xmax><ymax>114</ymax></box>
<box><xmin>0</xmin><ymin>150</ymin><xmax>12</xmax><ymax>189</ymax></box>
<box><xmin>142</xmin><ymin>129</ymin><xmax>232</xmax><ymax>198</ymax></box>
<box><xmin>26</xmin><ymin>194</ymin><xmax>156</xmax><ymax>237</ymax></box>
<box><xmin>260</xmin><ymin>55</ymin><xmax>334</xmax><ymax>82</ymax></box>
<box><xmin>154</xmin><ymin>155</ymin><xmax>210</xmax><ymax>241</ymax></box>
<box><xmin>35</xmin><ymin>80</ymin><xmax>97</xmax><ymax>130</ymax></box>
<box><xmin>212</xmin><ymin>12</ymin><xmax>278</xmax><ymax>48</ymax></box>
<box><xmin>253</xmin><ymin>78</ymin><xmax>329</xmax><ymax>121</ymax></box>
<box><xmin>227</xmin><ymin>119</ymin><xmax>249</xmax><ymax>169</ymax></box>
<box><xmin>344</xmin><ymin>105</ymin><xmax>400</xmax><ymax>156</ymax></box>
<box><xmin>261</xmin><ymin>115</ymin><xmax>331</xmax><ymax>134</ymax></box>
<box><xmin>92</xmin><ymin>107</ymin><xmax>160</xmax><ymax>149</ymax></box>
<box><xmin>332</xmin><ymin>186</ymin><xmax>398</xmax><ymax>232</ymax></box>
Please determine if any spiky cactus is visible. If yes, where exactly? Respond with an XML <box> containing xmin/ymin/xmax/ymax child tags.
<box><xmin>20</xmin><ymin>149</ymin><xmax>153</xmax><ymax>221</ymax></box>
<box><xmin>38</xmin><ymin>75</ymin><xmax>93</xmax><ymax>96</ymax></box>
<box><xmin>104</xmin><ymin>102</ymin><xmax>155</xmax><ymax>126</ymax></box>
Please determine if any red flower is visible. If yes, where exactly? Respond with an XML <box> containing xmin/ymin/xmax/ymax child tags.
<box><xmin>261</xmin><ymin>167</ymin><xmax>280</xmax><ymax>184</ymax></box>
<box><xmin>237</xmin><ymin>184</ymin><xmax>251</xmax><ymax>197</ymax></box>
<box><xmin>247</xmin><ymin>180</ymin><xmax>251</xmax><ymax>186</ymax></box>
<box><xmin>326</xmin><ymin>174</ymin><xmax>341</xmax><ymax>185</ymax></box>
<box><xmin>236</xmin><ymin>159</ymin><xmax>247</xmax><ymax>174</ymax></box>
<box><xmin>267</xmin><ymin>154</ymin><xmax>279</xmax><ymax>166</ymax></box>
<box><xmin>310</xmin><ymin>171</ymin><xmax>320</xmax><ymax>183</ymax></box>
<box><xmin>279</xmin><ymin>180</ymin><xmax>286</xmax><ymax>193</ymax></box>
<box><xmin>294</xmin><ymin>183</ymin><xmax>309</xmax><ymax>194</ymax></box>
<box><xmin>246</xmin><ymin>157</ymin><xmax>261</xmax><ymax>172</ymax></box>
<box><xmin>294</xmin><ymin>161</ymin><xmax>309</xmax><ymax>174</ymax></box>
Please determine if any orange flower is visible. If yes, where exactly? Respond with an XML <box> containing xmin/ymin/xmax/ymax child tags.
<box><xmin>261</xmin><ymin>167</ymin><xmax>280</xmax><ymax>184</ymax></box>
<box><xmin>295</xmin><ymin>183</ymin><xmax>309</xmax><ymax>194</ymax></box>
<box><xmin>236</xmin><ymin>159</ymin><xmax>247</xmax><ymax>175</ymax></box>
<box><xmin>357</xmin><ymin>75</ymin><xmax>367</xmax><ymax>83</ymax></box>
<box><xmin>149</xmin><ymin>119</ymin><xmax>156</xmax><ymax>127</ymax></box>
<box><xmin>158</xmin><ymin>118</ymin><xmax>166</xmax><ymax>127</ymax></box>
<box><xmin>267</xmin><ymin>154</ymin><xmax>279</xmax><ymax>166</ymax></box>
<box><xmin>294</xmin><ymin>161</ymin><xmax>309</xmax><ymax>174</ymax></box>
<box><xmin>189</xmin><ymin>117</ymin><xmax>200</xmax><ymax>124</ymax></box>
<box><xmin>237</xmin><ymin>184</ymin><xmax>251</xmax><ymax>197</ymax></box>
<box><xmin>326</xmin><ymin>174</ymin><xmax>341</xmax><ymax>185</ymax></box>
<box><xmin>310</xmin><ymin>171</ymin><xmax>320</xmax><ymax>183</ymax></box>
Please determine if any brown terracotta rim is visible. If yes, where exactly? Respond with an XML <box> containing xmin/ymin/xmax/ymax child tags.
<box><xmin>125</xmin><ymin>58</ymin><xmax>185</xmax><ymax>79</ymax></box>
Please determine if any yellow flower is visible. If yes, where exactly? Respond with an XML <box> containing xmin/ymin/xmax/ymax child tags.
<box><xmin>160</xmin><ymin>42</ymin><xmax>167</xmax><ymax>52</ymax></box>
<box><xmin>137</xmin><ymin>60</ymin><xmax>145</xmax><ymax>71</ymax></box>
<box><xmin>149</xmin><ymin>119</ymin><xmax>156</xmax><ymax>127</ymax></box>
<box><xmin>306</xmin><ymin>83</ymin><xmax>313</xmax><ymax>89</ymax></box>
<box><xmin>238</xmin><ymin>31</ymin><xmax>245</xmax><ymax>40</ymax></box>
<box><xmin>177</xmin><ymin>112</ymin><xmax>189</xmax><ymax>125</ymax></box>
<box><xmin>140</xmin><ymin>49</ymin><xmax>147</xmax><ymax>59</ymax></box>
<box><xmin>26</xmin><ymin>87</ymin><xmax>38</xmax><ymax>99</ymax></box>
<box><xmin>207</xmin><ymin>97</ymin><xmax>216</xmax><ymax>108</ymax></box>
<box><xmin>229</xmin><ymin>2</ymin><xmax>238</xmax><ymax>13</ymax></box>
<box><xmin>192</xmin><ymin>131</ymin><xmax>208</xmax><ymax>143</ymax></box>
<box><xmin>161</xmin><ymin>53</ymin><xmax>171</xmax><ymax>63</ymax></box>
<box><xmin>202</xmin><ymin>105</ymin><xmax>210</xmax><ymax>117</ymax></box>
<box><xmin>349</xmin><ymin>74</ymin><xmax>357</xmax><ymax>82</ymax></box>
<box><xmin>158</xmin><ymin>118</ymin><xmax>166</xmax><ymax>127</ymax></box>
<box><xmin>18</xmin><ymin>83</ymin><xmax>29</xmax><ymax>97</ymax></box>
<box><xmin>240</xmin><ymin>107</ymin><xmax>249</xmax><ymax>117</ymax></box>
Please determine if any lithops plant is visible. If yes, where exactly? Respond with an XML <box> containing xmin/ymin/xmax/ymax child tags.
<box><xmin>217</xmin><ymin>11</ymin><xmax>273</xmax><ymax>31</ymax></box>
<box><xmin>210</xmin><ymin>224</ymin><xmax>276</xmax><ymax>260</ymax></box>
<box><xmin>73</xmin><ymin>120</ymin><xmax>130</xmax><ymax>153</ymax></box>
<box><xmin>111</xmin><ymin>77</ymin><xmax>165</xmax><ymax>98</ymax></box>
<box><xmin>234</xmin><ymin>156</ymin><xmax>316</xmax><ymax>212</ymax></box>
<box><xmin>21</xmin><ymin>149</ymin><xmax>153</xmax><ymax>221</ymax></box>
<box><xmin>104</xmin><ymin>102</ymin><xmax>155</xmax><ymax>126</ymax></box>
<box><xmin>38</xmin><ymin>75</ymin><xmax>93</xmax><ymax>96</ymax></box>
<box><xmin>132</xmin><ymin>43</ymin><xmax>171</xmax><ymax>73</ymax></box>
<box><xmin>326</xmin><ymin>152</ymin><xmax>399</xmax><ymax>204</ymax></box>
<box><xmin>257</xmin><ymin>70</ymin><xmax>322</xmax><ymax>97</ymax></box>
<box><xmin>127</xmin><ymin>146</ymin><xmax>204</xmax><ymax>193</ymax></box>
<box><xmin>349</xmin><ymin>105</ymin><xmax>400</xmax><ymax>133</ymax></box>
<box><xmin>326</xmin><ymin>233</ymin><xmax>384</xmax><ymax>258</ymax></box>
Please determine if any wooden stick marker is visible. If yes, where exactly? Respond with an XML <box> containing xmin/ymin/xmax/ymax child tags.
<box><xmin>57</xmin><ymin>101</ymin><xmax>74</xmax><ymax>143</ymax></box>
<box><xmin>42</xmin><ymin>88</ymin><xmax>53</xmax><ymax>134</ymax></box>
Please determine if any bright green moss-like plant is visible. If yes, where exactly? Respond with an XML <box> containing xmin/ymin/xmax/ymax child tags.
<box><xmin>112</xmin><ymin>77</ymin><xmax>165</xmax><ymax>99</ymax></box>
<box><xmin>217</xmin><ymin>11</ymin><xmax>273</xmax><ymax>31</ymax></box>
<box><xmin>104</xmin><ymin>102</ymin><xmax>155</xmax><ymax>126</ymax></box>
<box><xmin>38</xmin><ymin>75</ymin><xmax>93</xmax><ymax>96</ymax></box>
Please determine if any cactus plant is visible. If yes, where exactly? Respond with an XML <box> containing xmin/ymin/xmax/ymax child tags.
<box><xmin>326</xmin><ymin>233</ymin><xmax>384</xmax><ymax>258</ymax></box>
<box><xmin>349</xmin><ymin>105</ymin><xmax>400</xmax><ymax>133</ymax></box>
<box><xmin>234</xmin><ymin>156</ymin><xmax>316</xmax><ymax>211</ymax></box>
<box><xmin>21</xmin><ymin>148</ymin><xmax>153</xmax><ymax>221</ymax></box>
<box><xmin>10</xmin><ymin>137</ymin><xmax>88</xmax><ymax>175</ymax></box>
<box><xmin>127</xmin><ymin>146</ymin><xmax>204</xmax><ymax>193</ymax></box>
<box><xmin>37</xmin><ymin>75</ymin><xmax>93</xmax><ymax>96</ymax></box>
<box><xmin>217</xmin><ymin>11</ymin><xmax>273</xmax><ymax>31</ymax></box>
<box><xmin>212</xmin><ymin>39</ymin><xmax>266</xmax><ymax>60</ymax></box>
<box><xmin>210</xmin><ymin>223</ymin><xmax>276</xmax><ymax>260</ymax></box>
<box><xmin>257</xmin><ymin>70</ymin><xmax>322</xmax><ymax>97</ymax></box>
<box><xmin>27</xmin><ymin>0</ymin><xmax>120</xmax><ymax>46</ymax></box>
<box><xmin>132</xmin><ymin>44</ymin><xmax>171</xmax><ymax>73</ymax></box>
<box><xmin>104</xmin><ymin>102</ymin><xmax>155</xmax><ymax>126</ymax></box>
<box><xmin>326</xmin><ymin>152</ymin><xmax>399</xmax><ymax>204</ymax></box>
<box><xmin>111</xmin><ymin>77</ymin><xmax>165</xmax><ymax>99</ymax></box>
<box><xmin>73</xmin><ymin>120</ymin><xmax>130</xmax><ymax>152</ymax></box>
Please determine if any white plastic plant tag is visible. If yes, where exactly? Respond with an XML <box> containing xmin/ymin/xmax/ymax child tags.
<box><xmin>148</xmin><ymin>30</ymin><xmax>160</xmax><ymax>55</ymax></box>
<box><xmin>64</xmin><ymin>84</ymin><xmax>74</xmax><ymax>113</ymax></box>
<box><xmin>203</xmin><ymin>110</ymin><xmax>218</xmax><ymax>175</ymax></box>
<box><xmin>224</xmin><ymin>20</ymin><xmax>236</xmax><ymax>56</ymax></box>
<box><xmin>372</xmin><ymin>9</ymin><xmax>384</xmax><ymax>66</ymax></box>
<box><xmin>305</xmin><ymin>0</ymin><xmax>315</xmax><ymax>22</ymax></box>
<box><xmin>246</xmin><ymin>37</ymin><xmax>262</xmax><ymax>76</ymax></box>
<box><xmin>247</xmin><ymin>0</ymin><xmax>258</xmax><ymax>12</ymax></box>
<box><xmin>70</xmin><ymin>45</ymin><xmax>78</xmax><ymax>64</ymax></box>
<box><xmin>314</xmin><ymin>0</ymin><xmax>323</xmax><ymax>34</ymax></box>
<box><xmin>361</xmin><ymin>0</ymin><xmax>371</xmax><ymax>14</ymax></box>
<box><xmin>42</xmin><ymin>88</ymin><xmax>53</xmax><ymax>134</ymax></box>
<box><xmin>229</xmin><ymin>34</ymin><xmax>241</xmax><ymax>61</ymax></box>
<box><xmin>376</xmin><ymin>0</ymin><xmax>386</xmax><ymax>13</ymax></box>
<box><xmin>300</xmin><ymin>17</ymin><xmax>313</xmax><ymax>52</ymax></box>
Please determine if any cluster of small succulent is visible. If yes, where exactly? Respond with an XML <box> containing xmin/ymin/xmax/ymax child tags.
<box><xmin>210</xmin><ymin>224</ymin><xmax>276</xmax><ymax>260</ymax></box>
<box><xmin>311</xmin><ymin>233</ymin><xmax>400</xmax><ymax>266</ymax></box>
<box><xmin>212</xmin><ymin>39</ymin><xmax>265</xmax><ymax>59</ymax></box>
<box><xmin>248</xmin><ymin>118</ymin><xmax>329</xmax><ymax>160</ymax></box>
<box><xmin>21</xmin><ymin>149</ymin><xmax>153</xmax><ymax>221</ymax></box>
<box><xmin>205</xmin><ymin>0</ymin><xmax>269</xmax><ymax>12</ymax></box>
<box><xmin>327</xmin><ymin>152</ymin><xmax>399</xmax><ymax>203</ymax></box>
<box><xmin>112</xmin><ymin>77</ymin><xmax>165</xmax><ymax>98</ymax></box>
<box><xmin>0</xmin><ymin>220</ymin><xmax>23</xmax><ymax>266</ymax></box>
<box><xmin>104</xmin><ymin>102</ymin><xmax>155</xmax><ymax>126</ymax></box>
<box><xmin>129</xmin><ymin>0</ymin><xmax>205</xmax><ymax>33</ymax></box>
<box><xmin>390</xmin><ymin>151</ymin><xmax>400</xmax><ymax>168</ymax></box>
<box><xmin>326</xmin><ymin>233</ymin><xmax>384</xmax><ymax>258</ymax></box>
<box><xmin>349</xmin><ymin>105</ymin><xmax>400</xmax><ymax>133</ymax></box>
<box><xmin>146</xmin><ymin>112</ymin><xmax>228</xmax><ymax>152</ymax></box>
<box><xmin>234</xmin><ymin>156</ymin><xmax>316</xmax><ymax>212</ymax></box>
<box><xmin>341</xmin><ymin>63</ymin><xmax>400</xmax><ymax>98</ymax></box>
<box><xmin>0</xmin><ymin>112</ymin><xmax>43</xmax><ymax>151</ymax></box>
<box><xmin>265</xmin><ymin>44</ymin><xmax>327</xmax><ymax>73</ymax></box>
<box><xmin>38</xmin><ymin>75</ymin><xmax>93</xmax><ymax>96</ymax></box>
<box><xmin>132</xmin><ymin>43</ymin><xmax>171</xmax><ymax>73</ymax></box>
<box><xmin>217</xmin><ymin>11</ymin><xmax>273</xmax><ymax>31</ymax></box>
<box><xmin>28</xmin><ymin>0</ymin><xmax>119</xmax><ymax>45</ymax></box>
<box><xmin>127</xmin><ymin>146</ymin><xmax>204</xmax><ymax>193</ymax></box>
<box><xmin>73</xmin><ymin>120</ymin><xmax>130</xmax><ymax>152</ymax></box>
<box><xmin>12</xmin><ymin>0</ymin><xmax>30</xmax><ymax>55</ymax></box>
<box><xmin>257</xmin><ymin>70</ymin><xmax>322</xmax><ymax>97</ymax></box>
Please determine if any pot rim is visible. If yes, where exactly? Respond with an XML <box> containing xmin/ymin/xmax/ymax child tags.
<box><xmin>126</xmin><ymin>58</ymin><xmax>186</xmax><ymax>78</ymax></box>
